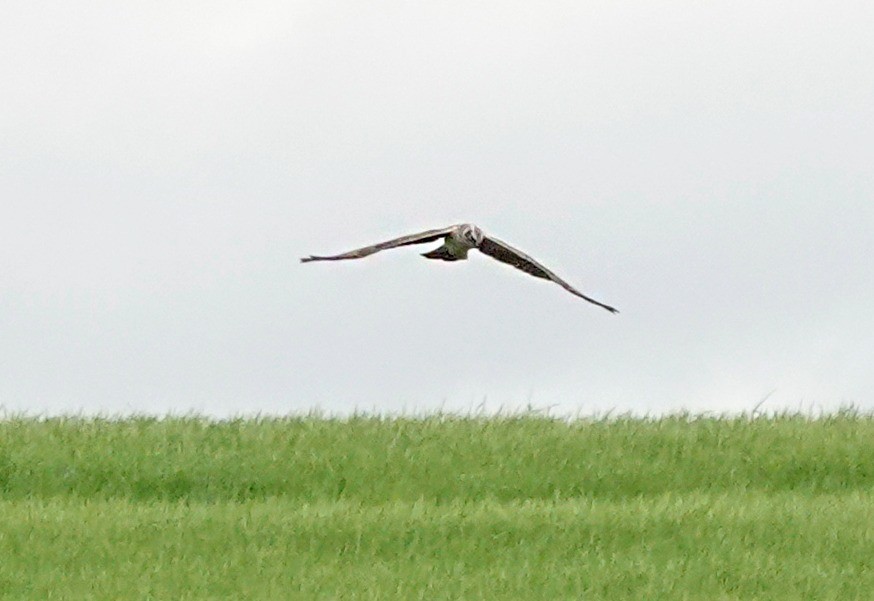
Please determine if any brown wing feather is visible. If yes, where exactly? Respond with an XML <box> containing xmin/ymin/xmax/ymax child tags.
<box><xmin>301</xmin><ymin>226</ymin><xmax>458</xmax><ymax>262</ymax></box>
<box><xmin>478</xmin><ymin>236</ymin><xmax>619</xmax><ymax>313</ymax></box>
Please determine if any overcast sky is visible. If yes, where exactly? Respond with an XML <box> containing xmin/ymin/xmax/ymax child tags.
<box><xmin>2</xmin><ymin>1</ymin><xmax>872</xmax><ymax>417</ymax></box>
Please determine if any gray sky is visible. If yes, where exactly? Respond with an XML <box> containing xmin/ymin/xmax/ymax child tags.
<box><xmin>2</xmin><ymin>1</ymin><xmax>873</xmax><ymax>417</ymax></box>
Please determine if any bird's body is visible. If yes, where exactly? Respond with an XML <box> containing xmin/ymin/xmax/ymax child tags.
<box><xmin>421</xmin><ymin>224</ymin><xmax>482</xmax><ymax>261</ymax></box>
<box><xmin>302</xmin><ymin>223</ymin><xmax>618</xmax><ymax>313</ymax></box>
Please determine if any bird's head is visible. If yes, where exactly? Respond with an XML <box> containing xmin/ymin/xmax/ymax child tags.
<box><xmin>460</xmin><ymin>224</ymin><xmax>484</xmax><ymax>246</ymax></box>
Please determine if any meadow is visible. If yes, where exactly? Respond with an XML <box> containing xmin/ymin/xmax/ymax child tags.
<box><xmin>1</xmin><ymin>412</ymin><xmax>873</xmax><ymax>599</ymax></box>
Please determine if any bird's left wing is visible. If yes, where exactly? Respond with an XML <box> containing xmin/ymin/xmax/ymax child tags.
<box><xmin>478</xmin><ymin>235</ymin><xmax>619</xmax><ymax>313</ymax></box>
<box><xmin>301</xmin><ymin>225</ymin><xmax>458</xmax><ymax>262</ymax></box>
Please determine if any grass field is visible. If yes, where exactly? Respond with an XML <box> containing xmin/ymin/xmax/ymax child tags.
<box><xmin>1</xmin><ymin>412</ymin><xmax>873</xmax><ymax>599</ymax></box>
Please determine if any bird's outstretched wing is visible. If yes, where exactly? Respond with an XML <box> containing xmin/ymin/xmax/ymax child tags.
<box><xmin>478</xmin><ymin>235</ymin><xmax>618</xmax><ymax>313</ymax></box>
<box><xmin>301</xmin><ymin>225</ymin><xmax>457</xmax><ymax>262</ymax></box>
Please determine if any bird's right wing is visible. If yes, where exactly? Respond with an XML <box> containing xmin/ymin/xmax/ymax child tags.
<box><xmin>301</xmin><ymin>225</ymin><xmax>458</xmax><ymax>262</ymax></box>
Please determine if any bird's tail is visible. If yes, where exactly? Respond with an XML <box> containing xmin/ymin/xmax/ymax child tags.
<box><xmin>421</xmin><ymin>245</ymin><xmax>460</xmax><ymax>261</ymax></box>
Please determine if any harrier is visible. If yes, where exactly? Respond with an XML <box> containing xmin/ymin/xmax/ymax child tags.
<box><xmin>302</xmin><ymin>223</ymin><xmax>618</xmax><ymax>313</ymax></box>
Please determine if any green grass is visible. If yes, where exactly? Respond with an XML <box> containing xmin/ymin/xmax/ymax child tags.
<box><xmin>1</xmin><ymin>412</ymin><xmax>873</xmax><ymax>599</ymax></box>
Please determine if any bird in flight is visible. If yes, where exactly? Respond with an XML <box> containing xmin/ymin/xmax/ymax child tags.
<box><xmin>302</xmin><ymin>223</ymin><xmax>618</xmax><ymax>313</ymax></box>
